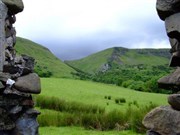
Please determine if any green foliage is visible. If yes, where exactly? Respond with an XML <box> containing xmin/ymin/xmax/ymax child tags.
<box><xmin>107</xmin><ymin>96</ymin><xmax>111</xmax><ymax>100</ymax></box>
<box><xmin>34</xmin><ymin>65</ymin><xmax>53</xmax><ymax>77</ymax></box>
<box><xmin>37</xmin><ymin>95</ymin><xmax>157</xmax><ymax>132</ymax></box>
<box><xmin>74</xmin><ymin>64</ymin><xmax>173</xmax><ymax>94</ymax></box>
<box><xmin>15</xmin><ymin>37</ymin><xmax>75</xmax><ymax>78</ymax></box>
<box><xmin>115</xmin><ymin>98</ymin><xmax>126</xmax><ymax>104</ymax></box>
<box><xmin>36</xmin><ymin>95</ymin><xmax>105</xmax><ymax>114</ymax></box>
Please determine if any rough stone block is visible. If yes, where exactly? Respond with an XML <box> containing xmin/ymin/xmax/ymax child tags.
<box><xmin>165</xmin><ymin>13</ymin><xmax>180</xmax><ymax>39</ymax></box>
<box><xmin>14</xmin><ymin>73</ymin><xmax>41</xmax><ymax>94</ymax></box>
<box><xmin>143</xmin><ymin>106</ymin><xmax>180</xmax><ymax>135</ymax></box>
<box><xmin>156</xmin><ymin>0</ymin><xmax>180</xmax><ymax>20</ymax></box>
<box><xmin>2</xmin><ymin>0</ymin><xmax>24</xmax><ymax>14</ymax></box>
<box><xmin>168</xmin><ymin>94</ymin><xmax>180</xmax><ymax>111</ymax></box>
<box><xmin>157</xmin><ymin>67</ymin><xmax>180</xmax><ymax>90</ymax></box>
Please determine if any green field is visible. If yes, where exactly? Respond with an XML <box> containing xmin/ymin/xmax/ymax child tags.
<box><xmin>40</xmin><ymin>78</ymin><xmax>167</xmax><ymax>112</ymax></box>
<box><xmin>37</xmin><ymin>78</ymin><xmax>167</xmax><ymax>134</ymax></box>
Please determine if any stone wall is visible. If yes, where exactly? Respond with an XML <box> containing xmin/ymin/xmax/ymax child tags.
<box><xmin>143</xmin><ymin>0</ymin><xmax>180</xmax><ymax>135</ymax></box>
<box><xmin>0</xmin><ymin>0</ymin><xmax>41</xmax><ymax>134</ymax></box>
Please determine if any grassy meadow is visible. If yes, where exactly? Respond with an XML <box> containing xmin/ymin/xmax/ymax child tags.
<box><xmin>40</xmin><ymin>78</ymin><xmax>167</xmax><ymax>111</ymax></box>
<box><xmin>36</xmin><ymin>78</ymin><xmax>168</xmax><ymax>134</ymax></box>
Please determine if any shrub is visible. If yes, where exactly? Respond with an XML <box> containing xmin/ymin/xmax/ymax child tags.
<box><xmin>115</xmin><ymin>98</ymin><xmax>126</xmax><ymax>104</ymax></box>
<box><xmin>37</xmin><ymin>96</ymin><xmax>158</xmax><ymax>133</ymax></box>
<box><xmin>133</xmin><ymin>100</ymin><xmax>139</xmax><ymax>108</ymax></box>
<box><xmin>35</xmin><ymin>95</ymin><xmax>105</xmax><ymax>114</ymax></box>
<box><xmin>107</xmin><ymin>96</ymin><xmax>111</xmax><ymax>100</ymax></box>
<box><xmin>115</xmin><ymin>98</ymin><xmax>119</xmax><ymax>104</ymax></box>
<box><xmin>119</xmin><ymin>98</ymin><xmax>126</xmax><ymax>103</ymax></box>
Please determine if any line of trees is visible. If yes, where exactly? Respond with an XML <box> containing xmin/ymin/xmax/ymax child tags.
<box><xmin>72</xmin><ymin>64</ymin><xmax>173</xmax><ymax>94</ymax></box>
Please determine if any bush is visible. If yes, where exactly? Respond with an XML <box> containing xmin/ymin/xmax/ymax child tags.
<box><xmin>115</xmin><ymin>98</ymin><xmax>119</xmax><ymax>104</ymax></box>
<box><xmin>107</xmin><ymin>96</ymin><xmax>111</xmax><ymax>100</ymax></box>
<box><xmin>37</xmin><ymin>97</ymin><xmax>157</xmax><ymax>133</ymax></box>
<box><xmin>119</xmin><ymin>98</ymin><xmax>126</xmax><ymax>103</ymax></box>
<box><xmin>115</xmin><ymin>98</ymin><xmax>126</xmax><ymax>104</ymax></box>
<box><xmin>35</xmin><ymin>95</ymin><xmax>105</xmax><ymax>114</ymax></box>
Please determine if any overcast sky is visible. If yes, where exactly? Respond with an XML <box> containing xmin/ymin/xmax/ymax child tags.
<box><xmin>14</xmin><ymin>0</ymin><xmax>170</xmax><ymax>60</ymax></box>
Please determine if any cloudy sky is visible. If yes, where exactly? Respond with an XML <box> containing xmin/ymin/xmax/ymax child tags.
<box><xmin>14</xmin><ymin>0</ymin><xmax>170</xmax><ymax>60</ymax></box>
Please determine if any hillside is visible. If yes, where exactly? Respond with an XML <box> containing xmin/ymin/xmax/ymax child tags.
<box><xmin>15</xmin><ymin>37</ymin><xmax>75</xmax><ymax>78</ymax></box>
<box><xmin>65</xmin><ymin>47</ymin><xmax>171</xmax><ymax>74</ymax></box>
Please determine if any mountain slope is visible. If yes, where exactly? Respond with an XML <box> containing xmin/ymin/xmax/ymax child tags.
<box><xmin>15</xmin><ymin>37</ymin><xmax>75</xmax><ymax>78</ymax></box>
<box><xmin>65</xmin><ymin>47</ymin><xmax>171</xmax><ymax>74</ymax></box>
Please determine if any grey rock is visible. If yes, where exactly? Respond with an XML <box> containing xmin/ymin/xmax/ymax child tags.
<box><xmin>168</xmin><ymin>94</ymin><xmax>180</xmax><ymax>110</ymax></box>
<box><xmin>0</xmin><ymin>72</ymin><xmax>11</xmax><ymax>83</ymax></box>
<box><xmin>26</xmin><ymin>108</ymin><xmax>41</xmax><ymax>116</ymax></box>
<box><xmin>22</xmin><ymin>55</ymin><xmax>35</xmax><ymax>72</ymax></box>
<box><xmin>156</xmin><ymin>0</ymin><xmax>180</xmax><ymax>20</ymax></box>
<box><xmin>14</xmin><ymin>73</ymin><xmax>41</xmax><ymax>94</ymax></box>
<box><xmin>169</xmin><ymin>38</ymin><xmax>180</xmax><ymax>53</ymax></box>
<box><xmin>165</xmin><ymin>13</ymin><xmax>180</xmax><ymax>39</ymax></box>
<box><xmin>143</xmin><ymin>106</ymin><xmax>180</xmax><ymax>135</ymax></box>
<box><xmin>0</xmin><ymin>107</ymin><xmax>15</xmax><ymax>130</ymax></box>
<box><xmin>0</xmin><ymin>131</ymin><xmax>11</xmax><ymax>135</ymax></box>
<box><xmin>3</xmin><ymin>87</ymin><xmax>31</xmax><ymax>97</ymax></box>
<box><xmin>0</xmin><ymin>1</ymin><xmax>8</xmax><ymax>72</ymax></box>
<box><xmin>9</xmin><ymin>105</ymin><xmax>22</xmax><ymax>115</ymax></box>
<box><xmin>21</xmin><ymin>99</ymin><xmax>34</xmax><ymax>107</ymax></box>
<box><xmin>0</xmin><ymin>81</ymin><xmax>5</xmax><ymax>89</ymax></box>
<box><xmin>147</xmin><ymin>130</ymin><xmax>161</xmax><ymax>135</ymax></box>
<box><xmin>3</xmin><ymin>64</ymin><xmax>32</xmax><ymax>75</ymax></box>
<box><xmin>0</xmin><ymin>96</ymin><xmax>18</xmax><ymax>106</ymax></box>
<box><xmin>158</xmin><ymin>68</ymin><xmax>180</xmax><ymax>91</ymax></box>
<box><xmin>3</xmin><ymin>64</ymin><xmax>19</xmax><ymax>74</ymax></box>
<box><xmin>2</xmin><ymin>0</ymin><xmax>24</xmax><ymax>15</ymax></box>
<box><xmin>11</xmin><ymin>111</ymin><xmax>39</xmax><ymax>135</ymax></box>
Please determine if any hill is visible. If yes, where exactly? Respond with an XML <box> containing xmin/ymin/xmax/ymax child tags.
<box><xmin>65</xmin><ymin>47</ymin><xmax>171</xmax><ymax>74</ymax></box>
<box><xmin>15</xmin><ymin>37</ymin><xmax>75</xmax><ymax>78</ymax></box>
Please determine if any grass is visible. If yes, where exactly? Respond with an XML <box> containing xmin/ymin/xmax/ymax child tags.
<box><xmin>40</xmin><ymin>78</ymin><xmax>167</xmax><ymax>112</ymax></box>
<box><xmin>15</xmin><ymin>37</ymin><xmax>75</xmax><ymax>78</ymax></box>
<box><xmin>39</xmin><ymin>127</ymin><xmax>144</xmax><ymax>135</ymax></box>
<box><xmin>36</xmin><ymin>95</ymin><xmax>105</xmax><ymax>114</ymax></box>
<box><xmin>36</xmin><ymin>78</ymin><xmax>167</xmax><ymax>134</ymax></box>
<box><xmin>36</xmin><ymin>99</ymin><xmax>157</xmax><ymax>132</ymax></box>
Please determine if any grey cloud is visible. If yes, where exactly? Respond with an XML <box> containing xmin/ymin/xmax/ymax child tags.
<box><xmin>16</xmin><ymin>0</ymin><xmax>170</xmax><ymax>60</ymax></box>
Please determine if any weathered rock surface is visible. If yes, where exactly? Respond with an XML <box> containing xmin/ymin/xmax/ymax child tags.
<box><xmin>11</xmin><ymin>110</ymin><xmax>39</xmax><ymax>135</ymax></box>
<box><xmin>143</xmin><ymin>106</ymin><xmax>180</xmax><ymax>135</ymax></box>
<box><xmin>156</xmin><ymin>0</ymin><xmax>180</xmax><ymax>20</ymax></box>
<box><xmin>0</xmin><ymin>108</ymin><xmax>15</xmax><ymax>130</ymax></box>
<box><xmin>158</xmin><ymin>68</ymin><xmax>180</xmax><ymax>90</ymax></box>
<box><xmin>0</xmin><ymin>0</ymin><xmax>41</xmax><ymax>134</ymax></box>
<box><xmin>147</xmin><ymin>130</ymin><xmax>161</xmax><ymax>135</ymax></box>
<box><xmin>165</xmin><ymin>13</ymin><xmax>180</xmax><ymax>39</ymax></box>
<box><xmin>2</xmin><ymin>0</ymin><xmax>24</xmax><ymax>14</ymax></box>
<box><xmin>169</xmin><ymin>38</ymin><xmax>180</xmax><ymax>67</ymax></box>
<box><xmin>0</xmin><ymin>72</ymin><xmax>11</xmax><ymax>83</ymax></box>
<box><xmin>168</xmin><ymin>94</ymin><xmax>180</xmax><ymax>110</ymax></box>
<box><xmin>14</xmin><ymin>73</ymin><xmax>41</xmax><ymax>94</ymax></box>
